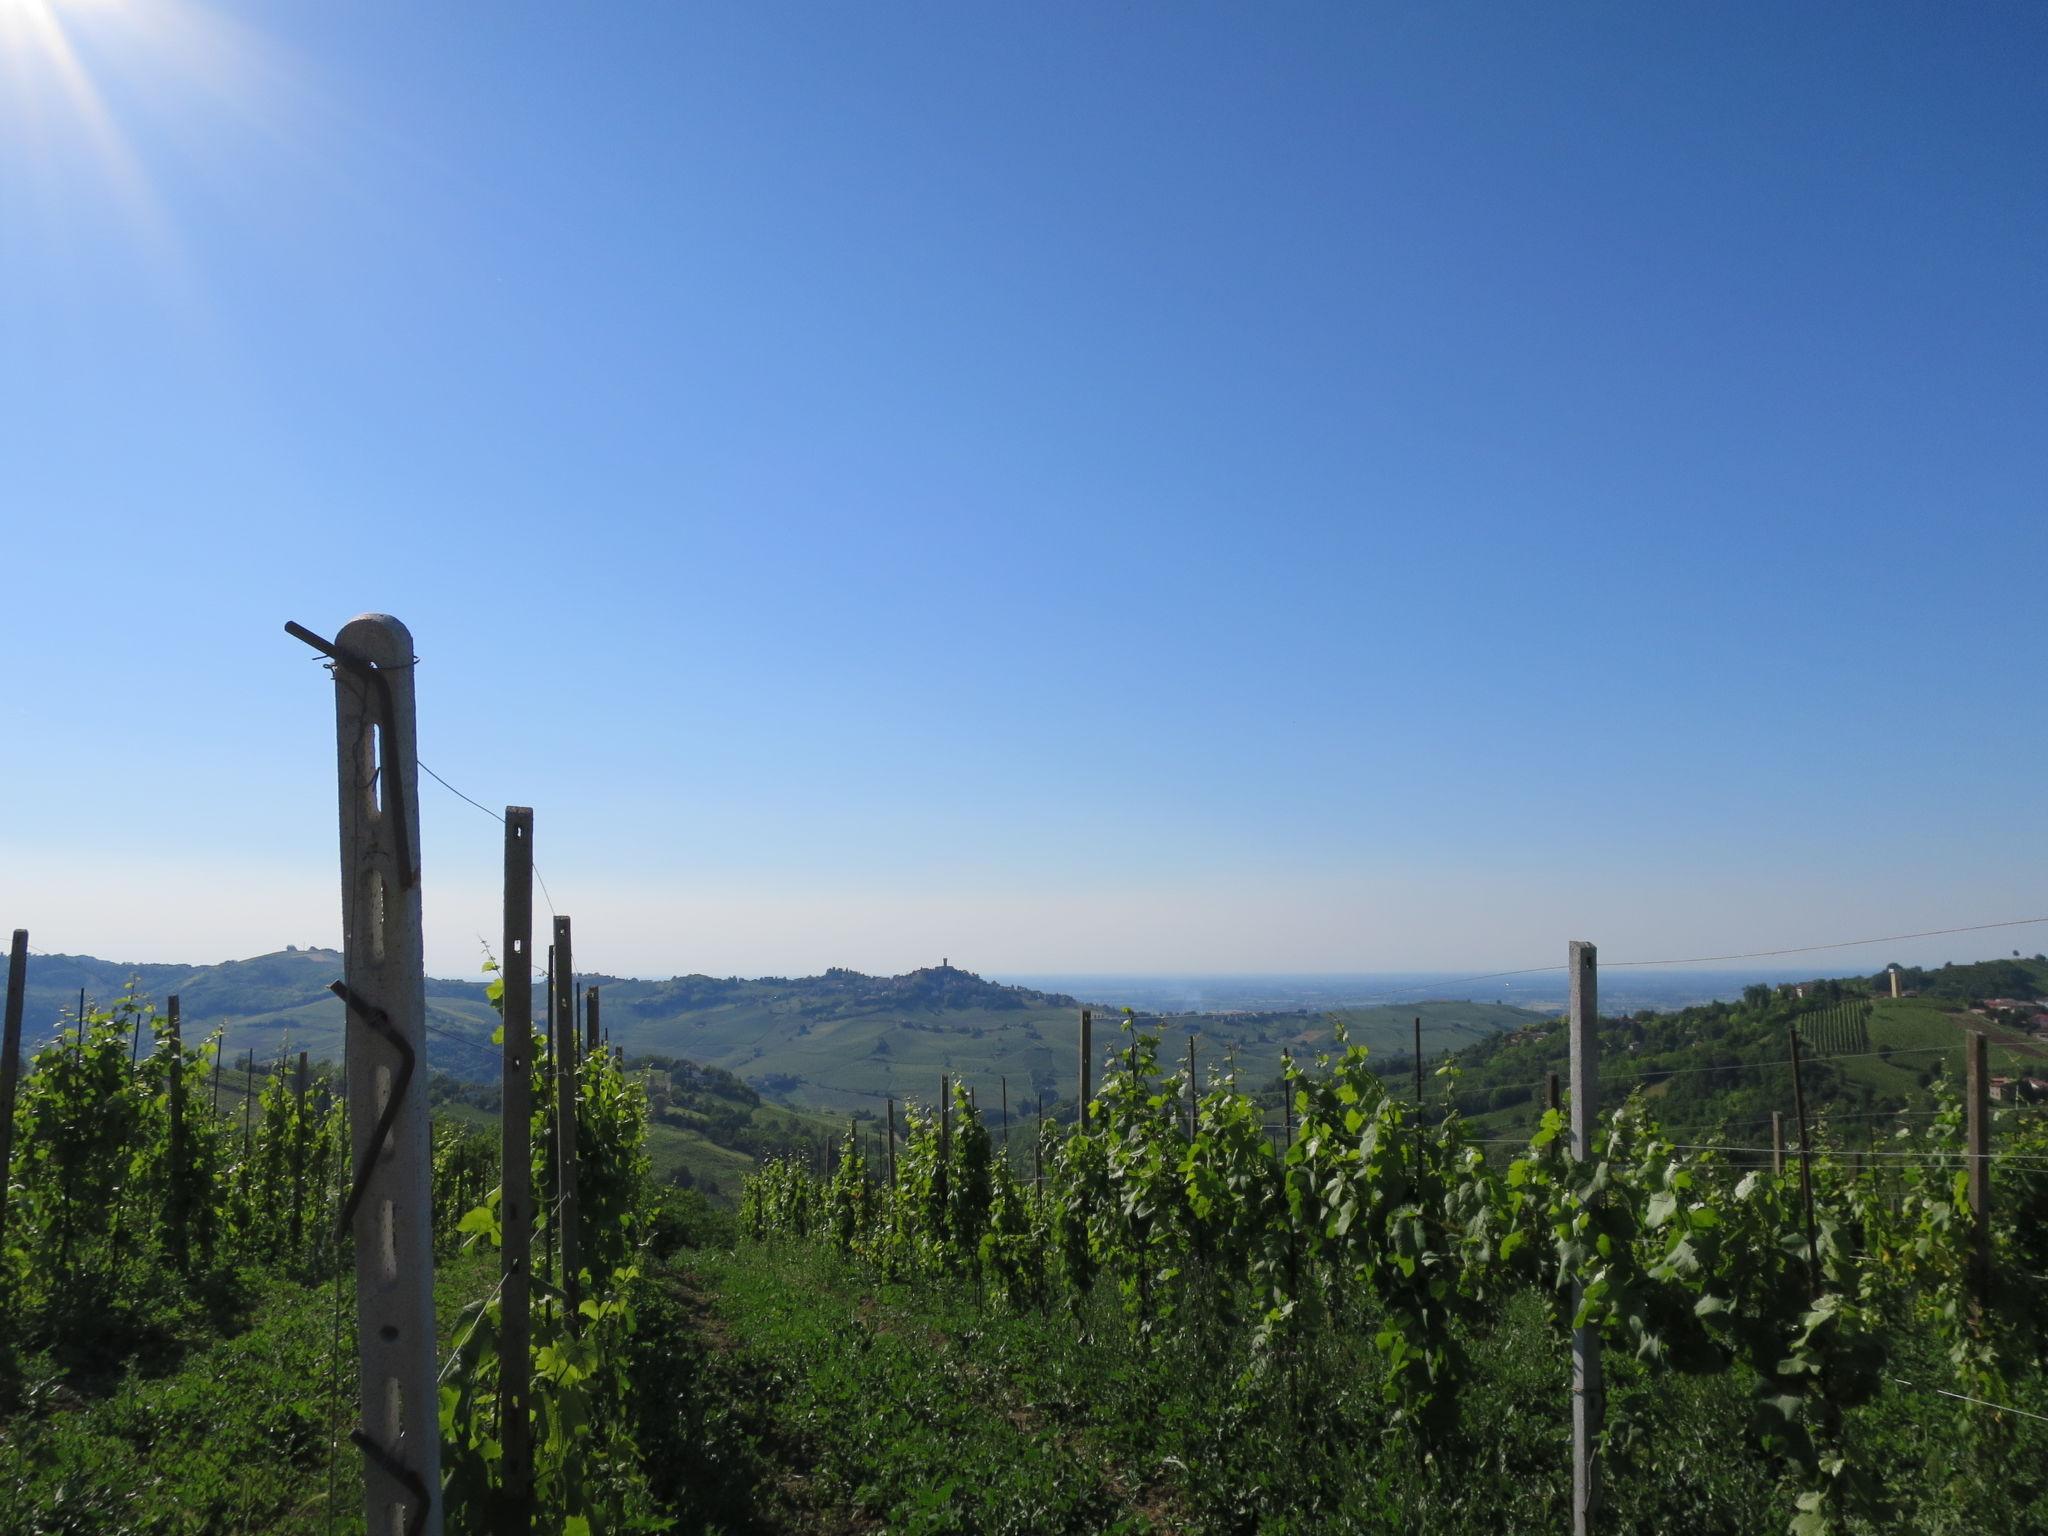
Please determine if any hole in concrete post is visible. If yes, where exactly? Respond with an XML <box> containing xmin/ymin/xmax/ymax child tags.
<box><xmin>375</xmin><ymin>1065</ymin><xmax>393</xmax><ymax>1155</ymax></box>
<box><xmin>370</xmin><ymin>723</ymin><xmax>385</xmax><ymax>816</ymax></box>
<box><xmin>379</xmin><ymin>1198</ymin><xmax>397</xmax><ymax>1282</ymax></box>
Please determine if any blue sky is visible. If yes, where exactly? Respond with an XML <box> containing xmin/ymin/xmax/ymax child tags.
<box><xmin>3</xmin><ymin>2</ymin><xmax>2045</xmax><ymax>978</ymax></box>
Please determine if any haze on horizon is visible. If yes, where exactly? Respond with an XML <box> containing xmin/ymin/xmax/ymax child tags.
<box><xmin>4</xmin><ymin>5</ymin><xmax>2044</xmax><ymax>984</ymax></box>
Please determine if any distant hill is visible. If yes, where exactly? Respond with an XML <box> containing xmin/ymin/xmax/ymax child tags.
<box><xmin>1441</xmin><ymin>955</ymin><xmax>2048</xmax><ymax>1141</ymax></box>
<box><xmin>6</xmin><ymin>949</ymin><xmax>1547</xmax><ymax>1112</ymax></box>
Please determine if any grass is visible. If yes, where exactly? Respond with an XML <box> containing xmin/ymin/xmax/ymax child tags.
<box><xmin>663</xmin><ymin>1238</ymin><xmax>2048</xmax><ymax>1535</ymax></box>
<box><xmin>666</xmin><ymin>1243</ymin><xmax>1791</xmax><ymax>1535</ymax></box>
<box><xmin>6</xmin><ymin>1215</ymin><xmax>2043</xmax><ymax>1534</ymax></box>
<box><xmin>0</xmin><ymin>1248</ymin><xmax>497</xmax><ymax>1536</ymax></box>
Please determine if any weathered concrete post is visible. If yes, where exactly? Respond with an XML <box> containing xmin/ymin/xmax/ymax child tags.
<box><xmin>299</xmin><ymin>612</ymin><xmax>442</xmax><ymax>1536</ymax></box>
<box><xmin>1077</xmin><ymin>1008</ymin><xmax>1093</xmax><ymax>1122</ymax></box>
<box><xmin>0</xmin><ymin>930</ymin><xmax>26</xmax><ymax>1264</ymax></box>
<box><xmin>500</xmin><ymin>807</ymin><xmax>535</xmax><ymax>1528</ymax></box>
<box><xmin>1569</xmin><ymin>940</ymin><xmax>1601</xmax><ymax>1536</ymax></box>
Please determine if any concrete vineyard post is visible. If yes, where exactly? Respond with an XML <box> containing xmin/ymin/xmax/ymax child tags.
<box><xmin>1966</xmin><ymin>1030</ymin><xmax>1991</xmax><ymax>1312</ymax></box>
<box><xmin>1077</xmin><ymin>1008</ymin><xmax>1092</xmax><ymax>1121</ymax></box>
<box><xmin>1001</xmin><ymin>1074</ymin><xmax>1008</xmax><ymax>1156</ymax></box>
<box><xmin>1771</xmin><ymin>1112</ymin><xmax>1785</xmax><ymax>1177</ymax></box>
<box><xmin>1546</xmin><ymin>1071</ymin><xmax>1560</xmax><ymax>1117</ymax></box>
<box><xmin>542</xmin><ymin>942</ymin><xmax>555</xmax><ymax>1285</ymax></box>
<box><xmin>290</xmin><ymin>1047</ymin><xmax>309</xmax><ymax>1254</ymax></box>
<box><xmin>886</xmin><ymin>1098</ymin><xmax>897</xmax><ymax>1185</ymax></box>
<box><xmin>1413</xmin><ymin>1016</ymin><xmax>1423</xmax><ymax>1108</ymax></box>
<box><xmin>1568</xmin><ymin>940</ymin><xmax>1601</xmax><ymax>1536</ymax></box>
<box><xmin>302</xmin><ymin>611</ymin><xmax>441</xmax><ymax>1536</ymax></box>
<box><xmin>166</xmin><ymin>996</ymin><xmax>185</xmax><ymax>1257</ymax></box>
<box><xmin>553</xmin><ymin>915</ymin><xmax>580</xmax><ymax>1312</ymax></box>
<box><xmin>499</xmin><ymin>808</ymin><xmax>535</xmax><ymax>1528</ymax></box>
<box><xmin>1187</xmin><ymin>1036</ymin><xmax>1197</xmax><ymax>1139</ymax></box>
<box><xmin>1788</xmin><ymin>1027</ymin><xmax>1820</xmax><ymax>1300</ymax></box>
<box><xmin>0</xmin><ymin>929</ymin><xmax>26</xmax><ymax>1266</ymax></box>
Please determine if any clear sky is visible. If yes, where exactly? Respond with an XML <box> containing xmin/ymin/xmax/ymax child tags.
<box><xmin>3</xmin><ymin>2</ymin><xmax>2045</xmax><ymax>980</ymax></box>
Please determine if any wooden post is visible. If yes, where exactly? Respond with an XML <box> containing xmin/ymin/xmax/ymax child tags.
<box><xmin>1077</xmin><ymin>1008</ymin><xmax>1092</xmax><ymax>1123</ymax></box>
<box><xmin>1001</xmin><ymin>1075</ymin><xmax>1008</xmax><ymax>1156</ymax></box>
<box><xmin>1034</xmin><ymin>1104</ymin><xmax>1043</xmax><ymax>1193</ymax></box>
<box><xmin>553</xmin><ymin>914</ymin><xmax>580</xmax><ymax>1311</ymax></box>
<box><xmin>243</xmin><ymin>1048</ymin><xmax>255</xmax><ymax>1149</ymax></box>
<box><xmin>0</xmin><ymin>929</ymin><xmax>26</xmax><ymax>1263</ymax></box>
<box><xmin>1413</xmin><ymin>1016</ymin><xmax>1424</xmax><ymax>1107</ymax></box>
<box><xmin>131</xmin><ymin>1010</ymin><xmax>143</xmax><ymax>1066</ymax></box>
<box><xmin>310</xmin><ymin>611</ymin><xmax>441</xmax><ymax>1535</ymax></box>
<box><xmin>1546</xmin><ymin>1071</ymin><xmax>1560</xmax><ymax>1116</ymax></box>
<box><xmin>1282</xmin><ymin>1054</ymin><xmax>1293</xmax><ymax>1145</ymax></box>
<box><xmin>1966</xmin><ymin>1030</ymin><xmax>1991</xmax><ymax>1311</ymax></box>
<box><xmin>1568</xmin><ymin>939</ymin><xmax>1600</xmax><ymax>1536</ymax></box>
<box><xmin>1788</xmin><ymin>1027</ymin><xmax>1820</xmax><ymax>1300</ymax></box>
<box><xmin>1187</xmin><ymin>1035</ymin><xmax>1198</xmax><ymax>1139</ymax></box>
<box><xmin>166</xmin><ymin>996</ymin><xmax>186</xmax><ymax>1257</ymax></box>
<box><xmin>211</xmin><ymin>1038</ymin><xmax>223</xmax><ymax>1113</ymax></box>
<box><xmin>289</xmin><ymin>1044</ymin><xmax>306</xmax><ymax>1259</ymax></box>
<box><xmin>585</xmin><ymin>985</ymin><xmax>600</xmax><ymax>1056</ymax></box>
<box><xmin>1771</xmin><ymin>1112</ymin><xmax>1785</xmax><ymax>1177</ymax></box>
<box><xmin>885</xmin><ymin>1097</ymin><xmax>897</xmax><ymax>1185</ymax></box>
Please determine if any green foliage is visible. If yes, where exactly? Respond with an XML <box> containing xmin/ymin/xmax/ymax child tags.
<box><xmin>741</xmin><ymin>1017</ymin><xmax>2048</xmax><ymax>1534</ymax></box>
<box><xmin>435</xmin><ymin>1017</ymin><xmax>663</xmax><ymax>1533</ymax></box>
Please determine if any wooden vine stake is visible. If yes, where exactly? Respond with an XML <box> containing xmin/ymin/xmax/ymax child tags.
<box><xmin>1787</xmin><ymin>1026</ymin><xmax>1820</xmax><ymax>1299</ymax></box>
<box><xmin>1413</xmin><ymin>1016</ymin><xmax>1424</xmax><ymax>1106</ymax></box>
<box><xmin>1568</xmin><ymin>939</ymin><xmax>1601</xmax><ymax>1536</ymax></box>
<box><xmin>303</xmin><ymin>611</ymin><xmax>441</xmax><ymax>1536</ymax></box>
<box><xmin>553</xmin><ymin>915</ymin><xmax>581</xmax><ymax>1312</ymax></box>
<box><xmin>166</xmin><ymin>996</ymin><xmax>186</xmax><ymax>1261</ymax></box>
<box><xmin>500</xmin><ymin>807</ymin><xmax>535</xmax><ymax>1527</ymax></box>
<box><xmin>1965</xmin><ymin>1030</ymin><xmax>1991</xmax><ymax>1314</ymax></box>
<box><xmin>1077</xmin><ymin>1008</ymin><xmax>1092</xmax><ymax>1122</ymax></box>
<box><xmin>0</xmin><ymin>929</ymin><xmax>26</xmax><ymax>1267</ymax></box>
<box><xmin>289</xmin><ymin>1046</ymin><xmax>308</xmax><ymax>1255</ymax></box>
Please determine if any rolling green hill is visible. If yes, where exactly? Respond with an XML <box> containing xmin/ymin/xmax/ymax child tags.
<box><xmin>13</xmin><ymin>950</ymin><xmax>1550</xmax><ymax>1116</ymax></box>
<box><xmin>1437</xmin><ymin>957</ymin><xmax>2048</xmax><ymax>1143</ymax></box>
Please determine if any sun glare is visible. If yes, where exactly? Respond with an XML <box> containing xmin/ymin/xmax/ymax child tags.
<box><xmin>1</xmin><ymin>0</ymin><xmax>276</xmax><ymax>277</ymax></box>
